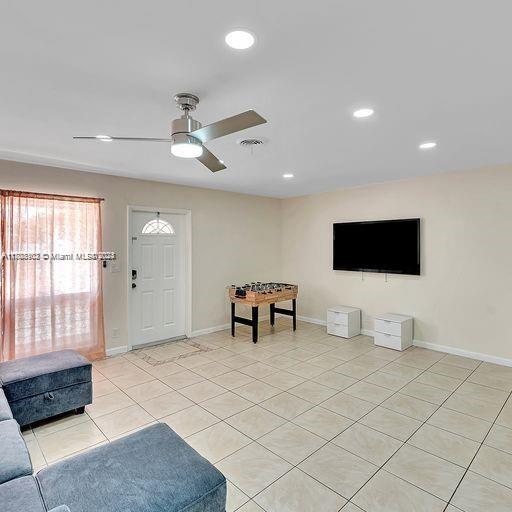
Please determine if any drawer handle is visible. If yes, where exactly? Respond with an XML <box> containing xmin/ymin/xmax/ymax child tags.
<box><xmin>44</xmin><ymin>392</ymin><xmax>55</xmax><ymax>401</ymax></box>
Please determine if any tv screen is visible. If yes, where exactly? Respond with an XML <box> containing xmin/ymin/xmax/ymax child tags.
<box><xmin>333</xmin><ymin>218</ymin><xmax>420</xmax><ymax>275</ymax></box>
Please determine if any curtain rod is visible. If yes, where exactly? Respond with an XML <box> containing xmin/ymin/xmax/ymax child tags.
<box><xmin>0</xmin><ymin>189</ymin><xmax>104</xmax><ymax>203</ymax></box>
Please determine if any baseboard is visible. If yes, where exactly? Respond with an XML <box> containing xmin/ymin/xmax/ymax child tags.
<box><xmin>191</xmin><ymin>314</ymin><xmax>284</xmax><ymax>339</ymax></box>
<box><xmin>298</xmin><ymin>321</ymin><xmax>512</xmax><ymax>367</ymax></box>
<box><xmin>190</xmin><ymin>323</ymin><xmax>230</xmax><ymax>338</ymax></box>
<box><xmin>108</xmin><ymin>315</ymin><xmax>272</xmax><ymax>354</ymax></box>
<box><xmin>412</xmin><ymin>339</ymin><xmax>512</xmax><ymax>368</ymax></box>
<box><xmin>359</xmin><ymin>329</ymin><xmax>512</xmax><ymax>368</ymax></box>
<box><xmin>107</xmin><ymin>318</ymin><xmax>512</xmax><ymax>367</ymax></box>
<box><xmin>106</xmin><ymin>345</ymin><xmax>128</xmax><ymax>357</ymax></box>
<box><xmin>297</xmin><ymin>315</ymin><xmax>326</xmax><ymax>326</ymax></box>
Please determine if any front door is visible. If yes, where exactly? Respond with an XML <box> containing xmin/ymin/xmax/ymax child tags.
<box><xmin>130</xmin><ymin>210</ymin><xmax>186</xmax><ymax>347</ymax></box>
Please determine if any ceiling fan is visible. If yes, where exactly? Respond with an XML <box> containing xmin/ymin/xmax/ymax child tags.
<box><xmin>73</xmin><ymin>93</ymin><xmax>267</xmax><ymax>172</ymax></box>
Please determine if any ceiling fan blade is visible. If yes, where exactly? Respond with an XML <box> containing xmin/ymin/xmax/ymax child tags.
<box><xmin>189</xmin><ymin>110</ymin><xmax>266</xmax><ymax>143</ymax></box>
<box><xmin>73</xmin><ymin>136</ymin><xmax>171</xmax><ymax>142</ymax></box>
<box><xmin>196</xmin><ymin>147</ymin><xmax>227</xmax><ymax>173</ymax></box>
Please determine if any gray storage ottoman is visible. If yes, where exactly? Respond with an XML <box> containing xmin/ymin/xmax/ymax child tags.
<box><xmin>37</xmin><ymin>423</ymin><xmax>227</xmax><ymax>512</ymax></box>
<box><xmin>0</xmin><ymin>350</ymin><xmax>92</xmax><ymax>427</ymax></box>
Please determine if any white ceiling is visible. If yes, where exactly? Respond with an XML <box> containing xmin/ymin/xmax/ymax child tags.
<box><xmin>1</xmin><ymin>1</ymin><xmax>511</xmax><ymax>198</ymax></box>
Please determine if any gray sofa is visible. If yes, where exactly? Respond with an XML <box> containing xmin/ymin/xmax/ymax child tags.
<box><xmin>0</xmin><ymin>351</ymin><xmax>227</xmax><ymax>512</ymax></box>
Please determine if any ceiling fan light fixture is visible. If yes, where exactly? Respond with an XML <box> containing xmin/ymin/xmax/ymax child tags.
<box><xmin>74</xmin><ymin>92</ymin><xmax>267</xmax><ymax>172</ymax></box>
<box><xmin>225</xmin><ymin>30</ymin><xmax>255</xmax><ymax>50</ymax></box>
<box><xmin>171</xmin><ymin>134</ymin><xmax>203</xmax><ymax>158</ymax></box>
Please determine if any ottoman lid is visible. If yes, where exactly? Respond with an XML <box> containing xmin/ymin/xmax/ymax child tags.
<box><xmin>0</xmin><ymin>350</ymin><xmax>91</xmax><ymax>402</ymax></box>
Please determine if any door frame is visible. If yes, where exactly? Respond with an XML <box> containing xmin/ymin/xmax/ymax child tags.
<box><xmin>126</xmin><ymin>205</ymin><xmax>192</xmax><ymax>351</ymax></box>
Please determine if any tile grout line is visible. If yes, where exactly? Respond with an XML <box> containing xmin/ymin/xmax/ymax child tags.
<box><xmin>335</xmin><ymin>354</ymin><xmax>483</xmax><ymax>510</ymax></box>
<box><xmin>188</xmin><ymin>334</ymin><xmax>381</xmax><ymax>506</ymax></box>
<box><xmin>103</xmin><ymin>337</ymin><xmax>458</xmax><ymax>453</ymax></box>
<box><xmin>441</xmin><ymin>389</ymin><xmax>512</xmax><ymax>511</ymax></box>
<box><xmin>81</xmin><ymin>326</ymin><xmax>511</xmax><ymax>511</ymax></box>
<box><xmin>210</xmin><ymin>344</ymin><xmax>460</xmax><ymax>507</ymax></box>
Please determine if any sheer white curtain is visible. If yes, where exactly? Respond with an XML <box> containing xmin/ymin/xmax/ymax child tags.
<box><xmin>0</xmin><ymin>191</ymin><xmax>105</xmax><ymax>361</ymax></box>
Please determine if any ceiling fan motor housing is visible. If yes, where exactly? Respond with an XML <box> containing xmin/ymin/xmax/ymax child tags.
<box><xmin>170</xmin><ymin>115</ymin><xmax>202</xmax><ymax>147</ymax></box>
<box><xmin>171</xmin><ymin>116</ymin><xmax>201</xmax><ymax>136</ymax></box>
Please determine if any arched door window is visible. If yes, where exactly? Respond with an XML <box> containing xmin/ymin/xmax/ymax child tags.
<box><xmin>141</xmin><ymin>216</ymin><xmax>174</xmax><ymax>235</ymax></box>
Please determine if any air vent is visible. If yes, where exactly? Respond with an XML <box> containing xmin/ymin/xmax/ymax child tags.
<box><xmin>238</xmin><ymin>138</ymin><xmax>265</xmax><ymax>146</ymax></box>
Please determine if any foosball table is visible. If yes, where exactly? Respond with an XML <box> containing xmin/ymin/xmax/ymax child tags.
<box><xmin>228</xmin><ymin>282</ymin><xmax>298</xmax><ymax>343</ymax></box>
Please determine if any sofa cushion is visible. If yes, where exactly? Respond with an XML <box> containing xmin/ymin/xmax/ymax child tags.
<box><xmin>0</xmin><ymin>419</ymin><xmax>33</xmax><ymax>484</ymax></box>
<box><xmin>0</xmin><ymin>388</ymin><xmax>13</xmax><ymax>421</ymax></box>
<box><xmin>0</xmin><ymin>475</ymin><xmax>45</xmax><ymax>512</ymax></box>
<box><xmin>37</xmin><ymin>423</ymin><xmax>227</xmax><ymax>512</ymax></box>
<box><xmin>0</xmin><ymin>349</ymin><xmax>91</xmax><ymax>402</ymax></box>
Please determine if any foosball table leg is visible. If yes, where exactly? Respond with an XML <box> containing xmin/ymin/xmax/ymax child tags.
<box><xmin>231</xmin><ymin>302</ymin><xmax>235</xmax><ymax>337</ymax></box>
<box><xmin>270</xmin><ymin>303</ymin><xmax>275</xmax><ymax>327</ymax></box>
<box><xmin>293</xmin><ymin>298</ymin><xmax>297</xmax><ymax>331</ymax></box>
<box><xmin>252</xmin><ymin>306</ymin><xmax>259</xmax><ymax>343</ymax></box>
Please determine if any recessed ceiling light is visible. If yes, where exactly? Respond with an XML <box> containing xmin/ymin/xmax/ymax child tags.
<box><xmin>419</xmin><ymin>141</ymin><xmax>437</xmax><ymax>149</ymax></box>
<box><xmin>225</xmin><ymin>30</ymin><xmax>255</xmax><ymax>50</ymax></box>
<box><xmin>353</xmin><ymin>108</ymin><xmax>374</xmax><ymax>119</ymax></box>
<box><xmin>95</xmin><ymin>134</ymin><xmax>112</xmax><ymax>142</ymax></box>
<box><xmin>283</xmin><ymin>173</ymin><xmax>294</xmax><ymax>179</ymax></box>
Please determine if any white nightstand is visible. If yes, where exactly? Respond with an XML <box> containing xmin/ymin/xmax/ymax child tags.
<box><xmin>327</xmin><ymin>306</ymin><xmax>361</xmax><ymax>338</ymax></box>
<box><xmin>374</xmin><ymin>313</ymin><xmax>413</xmax><ymax>351</ymax></box>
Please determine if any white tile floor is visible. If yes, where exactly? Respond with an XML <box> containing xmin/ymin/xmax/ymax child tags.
<box><xmin>23</xmin><ymin>319</ymin><xmax>512</xmax><ymax>511</ymax></box>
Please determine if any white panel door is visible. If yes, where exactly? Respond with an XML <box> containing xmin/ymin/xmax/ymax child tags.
<box><xmin>130</xmin><ymin>211</ymin><xmax>185</xmax><ymax>346</ymax></box>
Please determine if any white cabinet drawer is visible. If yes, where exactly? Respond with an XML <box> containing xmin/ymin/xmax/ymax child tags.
<box><xmin>327</xmin><ymin>311</ymin><xmax>348</xmax><ymax>325</ymax></box>
<box><xmin>374</xmin><ymin>332</ymin><xmax>407</xmax><ymax>351</ymax></box>
<box><xmin>327</xmin><ymin>323</ymin><xmax>349</xmax><ymax>338</ymax></box>
<box><xmin>375</xmin><ymin>318</ymin><xmax>402</xmax><ymax>336</ymax></box>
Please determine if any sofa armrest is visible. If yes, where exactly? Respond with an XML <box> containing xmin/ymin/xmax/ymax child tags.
<box><xmin>0</xmin><ymin>420</ymin><xmax>32</xmax><ymax>484</ymax></box>
<box><xmin>48</xmin><ymin>506</ymin><xmax>70</xmax><ymax>512</ymax></box>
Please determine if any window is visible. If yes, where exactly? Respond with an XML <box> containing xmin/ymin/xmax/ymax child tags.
<box><xmin>0</xmin><ymin>190</ymin><xmax>105</xmax><ymax>361</ymax></box>
<box><xmin>142</xmin><ymin>218</ymin><xmax>174</xmax><ymax>235</ymax></box>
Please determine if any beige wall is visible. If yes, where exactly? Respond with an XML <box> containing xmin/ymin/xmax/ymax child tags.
<box><xmin>2</xmin><ymin>159</ymin><xmax>511</xmax><ymax>361</ymax></box>
<box><xmin>0</xmin><ymin>160</ymin><xmax>282</xmax><ymax>352</ymax></box>
<box><xmin>281</xmin><ymin>166</ymin><xmax>512</xmax><ymax>361</ymax></box>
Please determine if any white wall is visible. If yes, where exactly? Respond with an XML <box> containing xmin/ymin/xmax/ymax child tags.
<box><xmin>281</xmin><ymin>166</ymin><xmax>512</xmax><ymax>361</ymax></box>
<box><xmin>0</xmin><ymin>160</ymin><xmax>282</xmax><ymax>352</ymax></box>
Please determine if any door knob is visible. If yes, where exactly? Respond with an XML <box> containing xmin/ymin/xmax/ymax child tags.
<box><xmin>132</xmin><ymin>283</ymin><xmax>137</xmax><ymax>289</ymax></box>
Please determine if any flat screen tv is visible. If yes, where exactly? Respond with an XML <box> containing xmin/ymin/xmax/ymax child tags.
<box><xmin>333</xmin><ymin>218</ymin><xmax>420</xmax><ymax>275</ymax></box>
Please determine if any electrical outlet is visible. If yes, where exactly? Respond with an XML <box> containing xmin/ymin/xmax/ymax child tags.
<box><xmin>112</xmin><ymin>328</ymin><xmax>120</xmax><ymax>338</ymax></box>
